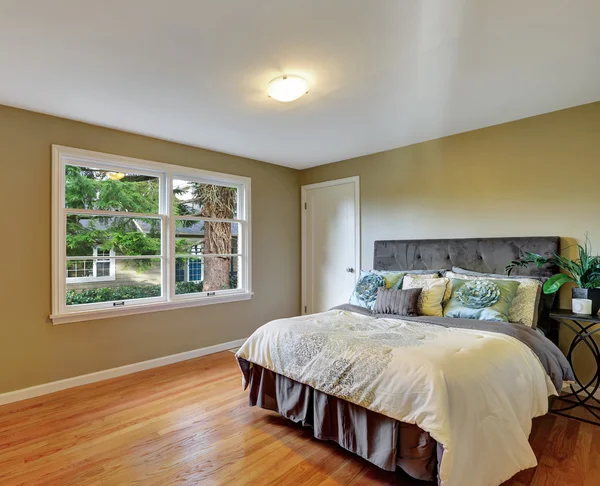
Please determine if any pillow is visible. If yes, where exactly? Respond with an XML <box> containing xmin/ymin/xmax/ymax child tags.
<box><xmin>349</xmin><ymin>271</ymin><xmax>386</xmax><ymax>310</ymax></box>
<box><xmin>374</xmin><ymin>288</ymin><xmax>422</xmax><ymax>316</ymax></box>
<box><xmin>371</xmin><ymin>270</ymin><xmax>406</xmax><ymax>289</ymax></box>
<box><xmin>402</xmin><ymin>275</ymin><xmax>449</xmax><ymax>317</ymax></box>
<box><xmin>448</xmin><ymin>269</ymin><xmax>543</xmax><ymax>328</ymax></box>
<box><xmin>444</xmin><ymin>278</ymin><xmax>521</xmax><ymax>322</ymax></box>
<box><xmin>398</xmin><ymin>272</ymin><xmax>440</xmax><ymax>289</ymax></box>
<box><xmin>452</xmin><ymin>266</ymin><xmax>546</xmax><ymax>281</ymax></box>
<box><xmin>367</xmin><ymin>270</ymin><xmax>441</xmax><ymax>290</ymax></box>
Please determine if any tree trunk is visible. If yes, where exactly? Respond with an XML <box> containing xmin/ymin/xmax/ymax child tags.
<box><xmin>197</xmin><ymin>185</ymin><xmax>236</xmax><ymax>291</ymax></box>
<box><xmin>203</xmin><ymin>221</ymin><xmax>232</xmax><ymax>291</ymax></box>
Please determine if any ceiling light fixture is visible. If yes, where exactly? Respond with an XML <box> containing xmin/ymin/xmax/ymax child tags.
<box><xmin>267</xmin><ymin>75</ymin><xmax>309</xmax><ymax>102</ymax></box>
<box><xmin>108</xmin><ymin>171</ymin><xmax>125</xmax><ymax>181</ymax></box>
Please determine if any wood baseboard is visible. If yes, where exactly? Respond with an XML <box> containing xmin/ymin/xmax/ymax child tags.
<box><xmin>0</xmin><ymin>338</ymin><xmax>247</xmax><ymax>406</ymax></box>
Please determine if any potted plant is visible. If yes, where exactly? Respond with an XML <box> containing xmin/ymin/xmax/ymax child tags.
<box><xmin>505</xmin><ymin>237</ymin><xmax>600</xmax><ymax>314</ymax></box>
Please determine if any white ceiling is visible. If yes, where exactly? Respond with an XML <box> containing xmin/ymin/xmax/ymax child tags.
<box><xmin>1</xmin><ymin>0</ymin><xmax>599</xmax><ymax>169</ymax></box>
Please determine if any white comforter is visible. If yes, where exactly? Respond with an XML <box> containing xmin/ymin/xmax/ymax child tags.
<box><xmin>236</xmin><ymin>309</ymin><xmax>558</xmax><ymax>486</ymax></box>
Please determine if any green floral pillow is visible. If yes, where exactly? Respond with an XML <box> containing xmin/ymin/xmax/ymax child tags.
<box><xmin>372</xmin><ymin>270</ymin><xmax>406</xmax><ymax>289</ymax></box>
<box><xmin>443</xmin><ymin>278</ymin><xmax>521</xmax><ymax>322</ymax></box>
<box><xmin>349</xmin><ymin>271</ymin><xmax>386</xmax><ymax>310</ymax></box>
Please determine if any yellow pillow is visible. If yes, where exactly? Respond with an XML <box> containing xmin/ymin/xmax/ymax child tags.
<box><xmin>402</xmin><ymin>275</ymin><xmax>449</xmax><ymax>317</ymax></box>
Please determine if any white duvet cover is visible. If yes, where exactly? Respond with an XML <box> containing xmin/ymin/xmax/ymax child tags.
<box><xmin>236</xmin><ymin>309</ymin><xmax>558</xmax><ymax>486</ymax></box>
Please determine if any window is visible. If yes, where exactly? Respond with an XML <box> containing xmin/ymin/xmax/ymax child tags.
<box><xmin>66</xmin><ymin>247</ymin><xmax>116</xmax><ymax>282</ymax></box>
<box><xmin>95</xmin><ymin>249</ymin><xmax>113</xmax><ymax>277</ymax></box>
<box><xmin>52</xmin><ymin>146</ymin><xmax>251</xmax><ymax>324</ymax></box>
<box><xmin>188</xmin><ymin>245</ymin><xmax>204</xmax><ymax>282</ymax></box>
<box><xmin>174</xmin><ymin>247</ymin><xmax>204</xmax><ymax>283</ymax></box>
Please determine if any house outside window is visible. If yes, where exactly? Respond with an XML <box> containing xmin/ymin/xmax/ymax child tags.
<box><xmin>51</xmin><ymin>146</ymin><xmax>251</xmax><ymax>324</ymax></box>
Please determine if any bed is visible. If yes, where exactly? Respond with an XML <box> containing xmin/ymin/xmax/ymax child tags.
<box><xmin>236</xmin><ymin>237</ymin><xmax>573</xmax><ymax>486</ymax></box>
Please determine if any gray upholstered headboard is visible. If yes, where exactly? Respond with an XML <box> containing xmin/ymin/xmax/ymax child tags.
<box><xmin>373</xmin><ymin>237</ymin><xmax>559</xmax><ymax>278</ymax></box>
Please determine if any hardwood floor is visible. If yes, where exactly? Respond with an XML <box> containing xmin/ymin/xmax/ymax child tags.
<box><xmin>0</xmin><ymin>351</ymin><xmax>599</xmax><ymax>486</ymax></box>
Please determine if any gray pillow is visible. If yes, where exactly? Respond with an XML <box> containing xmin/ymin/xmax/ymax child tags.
<box><xmin>451</xmin><ymin>266</ymin><xmax>543</xmax><ymax>280</ymax></box>
<box><xmin>376</xmin><ymin>269</ymin><xmax>446</xmax><ymax>276</ymax></box>
<box><xmin>451</xmin><ymin>266</ymin><xmax>556</xmax><ymax>327</ymax></box>
<box><xmin>405</xmin><ymin>269</ymin><xmax>447</xmax><ymax>276</ymax></box>
<box><xmin>374</xmin><ymin>288</ymin><xmax>422</xmax><ymax>316</ymax></box>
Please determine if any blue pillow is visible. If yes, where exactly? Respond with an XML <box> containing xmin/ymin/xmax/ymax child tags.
<box><xmin>349</xmin><ymin>271</ymin><xmax>386</xmax><ymax>310</ymax></box>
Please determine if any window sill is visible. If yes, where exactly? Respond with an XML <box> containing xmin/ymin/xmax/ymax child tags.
<box><xmin>50</xmin><ymin>291</ymin><xmax>253</xmax><ymax>325</ymax></box>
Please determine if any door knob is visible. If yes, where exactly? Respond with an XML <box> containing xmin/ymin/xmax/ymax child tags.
<box><xmin>346</xmin><ymin>267</ymin><xmax>355</xmax><ymax>273</ymax></box>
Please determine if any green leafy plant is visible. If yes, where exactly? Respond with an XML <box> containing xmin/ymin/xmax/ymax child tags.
<box><xmin>505</xmin><ymin>236</ymin><xmax>600</xmax><ymax>294</ymax></box>
<box><xmin>65</xmin><ymin>166</ymin><xmax>161</xmax><ymax>270</ymax></box>
<box><xmin>66</xmin><ymin>281</ymin><xmax>205</xmax><ymax>305</ymax></box>
<box><xmin>66</xmin><ymin>285</ymin><xmax>161</xmax><ymax>305</ymax></box>
<box><xmin>174</xmin><ymin>281</ymin><xmax>204</xmax><ymax>295</ymax></box>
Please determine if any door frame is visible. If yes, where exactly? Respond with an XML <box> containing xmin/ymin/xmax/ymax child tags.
<box><xmin>301</xmin><ymin>176</ymin><xmax>361</xmax><ymax>315</ymax></box>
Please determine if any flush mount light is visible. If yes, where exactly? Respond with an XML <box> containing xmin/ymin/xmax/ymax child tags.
<box><xmin>107</xmin><ymin>172</ymin><xmax>125</xmax><ymax>181</ymax></box>
<box><xmin>267</xmin><ymin>75</ymin><xmax>309</xmax><ymax>102</ymax></box>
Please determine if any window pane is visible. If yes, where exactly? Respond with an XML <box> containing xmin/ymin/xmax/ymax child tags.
<box><xmin>66</xmin><ymin>215</ymin><xmax>162</xmax><ymax>257</ymax></box>
<box><xmin>66</xmin><ymin>258</ymin><xmax>162</xmax><ymax>305</ymax></box>
<box><xmin>65</xmin><ymin>165</ymin><xmax>159</xmax><ymax>213</ymax></box>
<box><xmin>188</xmin><ymin>258</ymin><xmax>203</xmax><ymax>281</ymax></box>
<box><xmin>175</xmin><ymin>256</ymin><xmax>240</xmax><ymax>295</ymax></box>
<box><xmin>175</xmin><ymin>221</ymin><xmax>239</xmax><ymax>256</ymax></box>
<box><xmin>175</xmin><ymin>259</ymin><xmax>186</xmax><ymax>283</ymax></box>
<box><xmin>173</xmin><ymin>179</ymin><xmax>238</xmax><ymax>219</ymax></box>
<box><xmin>67</xmin><ymin>260</ymin><xmax>94</xmax><ymax>278</ymax></box>
<box><xmin>96</xmin><ymin>262</ymin><xmax>111</xmax><ymax>277</ymax></box>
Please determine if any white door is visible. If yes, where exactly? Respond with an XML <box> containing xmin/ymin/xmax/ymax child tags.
<box><xmin>302</xmin><ymin>177</ymin><xmax>360</xmax><ymax>314</ymax></box>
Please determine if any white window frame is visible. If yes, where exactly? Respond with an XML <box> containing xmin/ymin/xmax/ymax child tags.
<box><xmin>66</xmin><ymin>247</ymin><xmax>116</xmax><ymax>283</ymax></box>
<box><xmin>51</xmin><ymin>145</ymin><xmax>252</xmax><ymax>325</ymax></box>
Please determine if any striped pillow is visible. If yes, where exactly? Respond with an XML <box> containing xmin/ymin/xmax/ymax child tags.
<box><xmin>373</xmin><ymin>288</ymin><xmax>422</xmax><ymax>316</ymax></box>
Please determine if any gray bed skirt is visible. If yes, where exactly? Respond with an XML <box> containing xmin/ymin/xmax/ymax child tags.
<box><xmin>247</xmin><ymin>363</ymin><xmax>440</xmax><ymax>482</ymax></box>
